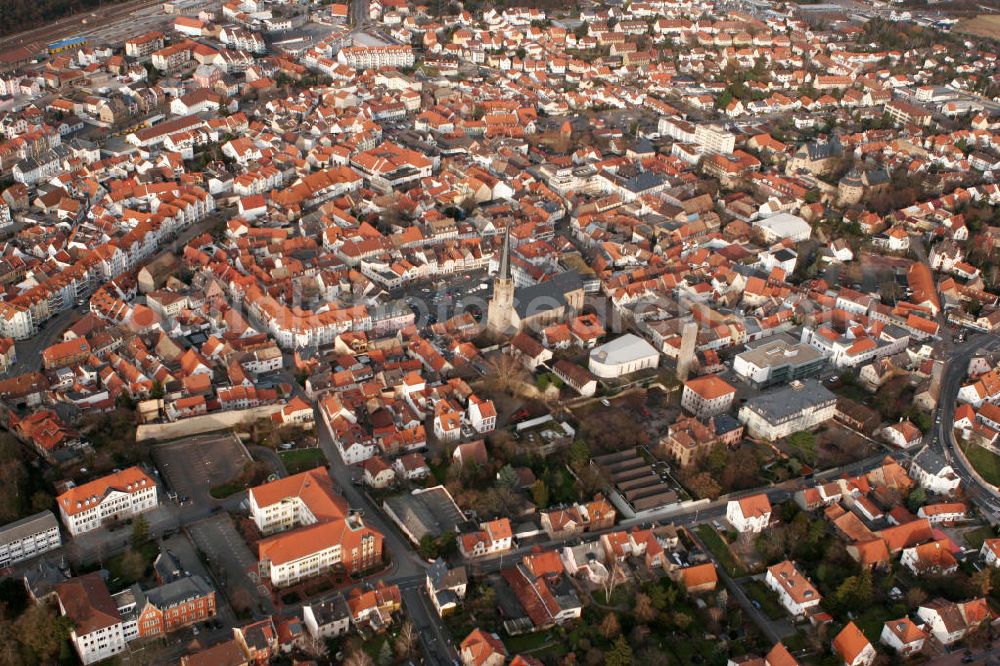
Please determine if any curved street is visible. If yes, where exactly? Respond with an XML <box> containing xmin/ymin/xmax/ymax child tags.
<box><xmin>931</xmin><ymin>333</ymin><xmax>1000</xmax><ymax>518</ymax></box>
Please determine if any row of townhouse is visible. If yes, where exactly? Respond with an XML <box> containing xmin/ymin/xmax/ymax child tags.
<box><xmin>0</xmin><ymin>187</ymin><xmax>214</xmax><ymax>339</ymax></box>
<box><xmin>55</xmin><ymin>570</ymin><xmax>217</xmax><ymax>665</ymax></box>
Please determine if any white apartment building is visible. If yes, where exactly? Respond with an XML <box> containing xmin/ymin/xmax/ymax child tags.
<box><xmin>738</xmin><ymin>379</ymin><xmax>836</xmax><ymax>441</ymax></box>
<box><xmin>258</xmin><ymin>516</ymin><xmax>381</xmax><ymax>587</ymax></box>
<box><xmin>658</xmin><ymin>115</ymin><xmax>697</xmax><ymax>143</ymax></box>
<box><xmin>248</xmin><ymin>467</ymin><xmax>340</xmax><ymax>536</ymax></box>
<box><xmin>302</xmin><ymin>594</ymin><xmax>351</xmax><ymax>640</ymax></box>
<box><xmin>56</xmin><ymin>573</ymin><xmax>129</xmax><ymax>665</ymax></box>
<box><xmin>124</xmin><ymin>32</ymin><xmax>165</xmax><ymax>58</ymax></box>
<box><xmin>800</xmin><ymin>325</ymin><xmax>910</xmax><ymax>369</ymax></box>
<box><xmin>0</xmin><ymin>510</ymin><xmax>61</xmax><ymax>567</ymax></box>
<box><xmin>694</xmin><ymin>124</ymin><xmax>736</xmax><ymax>154</ymax></box>
<box><xmin>151</xmin><ymin>43</ymin><xmax>191</xmax><ymax>71</ymax></box>
<box><xmin>56</xmin><ymin>467</ymin><xmax>158</xmax><ymax>536</ymax></box>
<box><xmin>337</xmin><ymin>45</ymin><xmax>414</xmax><ymax>69</ymax></box>
<box><xmin>261</xmin><ymin>527</ymin><xmax>346</xmax><ymax>587</ymax></box>
<box><xmin>0</xmin><ymin>304</ymin><xmax>35</xmax><ymax>340</ymax></box>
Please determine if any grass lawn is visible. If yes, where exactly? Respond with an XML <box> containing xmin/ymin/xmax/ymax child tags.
<box><xmin>209</xmin><ymin>481</ymin><xmax>245</xmax><ymax>499</ymax></box>
<box><xmin>965</xmin><ymin>444</ymin><xmax>1000</xmax><ymax>486</ymax></box>
<box><xmin>956</xmin><ymin>14</ymin><xmax>1000</xmax><ymax>39</ymax></box>
<box><xmin>696</xmin><ymin>525</ymin><xmax>746</xmax><ymax>577</ymax></box>
<box><xmin>665</xmin><ymin>635</ymin><xmax>721</xmax><ymax>664</ymax></box>
<box><xmin>855</xmin><ymin>604</ymin><xmax>906</xmax><ymax>643</ymax></box>
<box><xmin>785</xmin><ymin>432</ymin><xmax>818</xmax><ymax>467</ymax></box>
<box><xmin>593</xmin><ymin>585</ymin><xmax>632</xmax><ymax>607</ymax></box>
<box><xmin>362</xmin><ymin>634</ymin><xmax>389</xmax><ymax>661</ymax></box>
<box><xmin>742</xmin><ymin>579</ymin><xmax>785</xmax><ymax>620</ymax></box>
<box><xmin>443</xmin><ymin>609</ymin><xmax>476</xmax><ymax>641</ymax></box>
<box><xmin>429</xmin><ymin>459</ymin><xmax>450</xmax><ymax>485</ymax></box>
<box><xmin>505</xmin><ymin>631</ymin><xmax>559</xmax><ymax>655</ymax></box>
<box><xmin>834</xmin><ymin>383</ymin><xmax>869</xmax><ymax>403</ymax></box>
<box><xmin>106</xmin><ymin>542</ymin><xmax>157</xmax><ymax>592</ymax></box>
<box><xmin>964</xmin><ymin>525</ymin><xmax>996</xmax><ymax>549</ymax></box>
<box><xmin>783</xmin><ymin>632</ymin><xmax>810</xmax><ymax>653</ymax></box>
<box><xmin>279</xmin><ymin>447</ymin><xmax>327</xmax><ymax>475</ymax></box>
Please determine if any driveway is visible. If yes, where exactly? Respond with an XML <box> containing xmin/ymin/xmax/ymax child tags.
<box><xmin>688</xmin><ymin>528</ymin><xmax>795</xmax><ymax>645</ymax></box>
<box><xmin>66</xmin><ymin>500</ymin><xmax>183</xmax><ymax>567</ymax></box>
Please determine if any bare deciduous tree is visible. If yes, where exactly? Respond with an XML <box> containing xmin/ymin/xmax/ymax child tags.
<box><xmin>395</xmin><ymin>620</ymin><xmax>417</xmax><ymax>658</ymax></box>
<box><xmin>343</xmin><ymin>648</ymin><xmax>374</xmax><ymax>666</ymax></box>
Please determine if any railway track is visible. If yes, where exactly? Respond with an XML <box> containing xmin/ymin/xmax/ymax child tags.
<box><xmin>0</xmin><ymin>0</ymin><xmax>168</xmax><ymax>52</ymax></box>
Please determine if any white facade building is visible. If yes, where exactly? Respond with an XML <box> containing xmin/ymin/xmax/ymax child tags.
<box><xmin>588</xmin><ymin>334</ymin><xmax>660</xmax><ymax>378</ymax></box>
<box><xmin>880</xmin><ymin>618</ymin><xmax>927</xmax><ymax>658</ymax></box>
<box><xmin>56</xmin><ymin>574</ymin><xmax>129</xmax><ymax>665</ymax></box>
<box><xmin>0</xmin><ymin>510</ymin><xmax>61</xmax><ymax>567</ymax></box>
<box><xmin>337</xmin><ymin>45</ymin><xmax>415</xmax><ymax>69</ymax></box>
<box><xmin>726</xmin><ymin>495</ymin><xmax>771</xmax><ymax>534</ymax></box>
<box><xmin>681</xmin><ymin>375</ymin><xmax>736</xmax><ymax>418</ymax></box>
<box><xmin>765</xmin><ymin>560</ymin><xmax>821</xmax><ymax>618</ymax></box>
<box><xmin>909</xmin><ymin>447</ymin><xmax>962</xmax><ymax>496</ymax></box>
<box><xmin>694</xmin><ymin>124</ymin><xmax>736</xmax><ymax>155</ymax></box>
<box><xmin>737</xmin><ymin>379</ymin><xmax>836</xmax><ymax>441</ymax></box>
<box><xmin>56</xmin><ymin>467</ymin><xmax>158</xmax><ymax>536</ymax></box>
<box><xmin>248</xmin><ymin>467</ymin><xmax>336</xmax><ymax>536</ymax></box>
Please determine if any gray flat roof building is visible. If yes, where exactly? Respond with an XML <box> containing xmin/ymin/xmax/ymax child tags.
<box><xmin>382</xmin><ymin>486</ymin><xmax>465</xmax><ymax>544</ymax></box>
<box><xmin>734</xmin><ymin>334</ymin><xmax>827</xmax><ymax>388</ymax></box>
<box><xmin>0</xmin><ymin>510</ymin><xmax>61</xmax><ymax>567</ymax></box>
<box><xmin>741</xmin><ymin>379</ymin><xmax>836</xmax><ymax>425</ymax></box>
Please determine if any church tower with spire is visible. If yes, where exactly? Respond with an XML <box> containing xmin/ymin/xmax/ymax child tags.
<box><xmin>487</xmin><ymin>227</ymin><xmax>515</xmax><ymax>336</ymax></box>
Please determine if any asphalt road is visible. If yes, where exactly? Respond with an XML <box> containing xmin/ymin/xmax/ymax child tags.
<box><xmin>932</xmin><ymin>333</ymin><xmax>1000</xmax><ymax>517</ymax></box>
<box><xmin>689</xmin><ymin>529</ymin><xmax>791</xmax><ymax>645</ymax></box>
<box><xmin>907</xmin><ymin>237</ymin><xmax>1000</xmax><ymax>516</ymax></box>
<box><xmin>8</xmin><ymin>306</ymin><xmax>85</xmax><ymax>375</ymax></box>
<box><xmin>351</xmin><ymin>0</ymin><xmax>370</xmax><ymax>28</ymax></box>
<box><xmin>315</xmin><ymin>416</ymin><xmax>426</xmax><ymax>580</ymax></box>
<box><xmin>315</xmin><ymin>413</ymin><xmax>460</xmax><ymax>663</ymax></box>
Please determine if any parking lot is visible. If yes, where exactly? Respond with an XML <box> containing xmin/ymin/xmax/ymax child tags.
<box><xmin>186</xmin><ymin>514</ymin><xmax>273</xmax><ymax>616</ymax></box>
<box><xmin>161</xmin><ymin>533</ymin><xmax>239</xmax><ymax>628</ymax></box>
<box><xmin>152</xmin><ymin>432</ymin><xmax>252</xmax><ymax>505</ymax></box>
<box><xmin>392</xmin><ymin>268</ymin><xmax>491</xmax><ymax>326</ymax></box>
